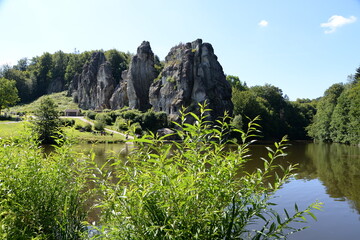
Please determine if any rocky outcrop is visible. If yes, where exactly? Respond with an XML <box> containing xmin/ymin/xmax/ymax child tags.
<box><xmin>109</xmin><ymin>70</ymin><xmax>129</xmax><ymax>109</ymax></box>
<box><xmin>149</xmin><ymin>39</ymin><xmax>233</xmax><ymax>121</ymax></box>
<box><xmin>75</xmin><ymin>52</ymin><xmax>116</xmax><ymax>110</ymax></box>
<box><xmin>69</xmin><ymin>39</ymin><xmax>232</xmax><ymax>120</ymax></box>
<box><xmin>47</xmin><ymin>77</ymin><xmax>65</xmax><ymax>94</ymax></box>
<box><xmin>126</xmin><ymin>41</ymin><xmax>157</xmax><ymax>111</ymax></box>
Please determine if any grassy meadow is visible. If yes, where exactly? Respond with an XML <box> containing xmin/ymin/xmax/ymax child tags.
<box><xmin>7</xmin><ymin>91</ymin><xmax>79</xmax><ymax>115</ymax></box>
<box><xmin>0</xmin><ymin>119</ymin><xmax>125</xmax><ymax>143</ymax></box>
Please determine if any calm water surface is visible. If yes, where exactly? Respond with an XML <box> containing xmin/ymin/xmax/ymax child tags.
<box><xmin>76</xmin><ymin>142</ymin><xmax>360</xmax><ymax>240</ymax></box>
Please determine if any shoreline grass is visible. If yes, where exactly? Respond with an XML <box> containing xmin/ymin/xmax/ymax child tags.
<box><xmin>0</xmin><ymin>120</ymin><xmax>126</xmax><ymax>143</ymax></box>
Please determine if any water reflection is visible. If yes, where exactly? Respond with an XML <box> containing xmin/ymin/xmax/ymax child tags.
<box><xmin>303</xmin><ymin>143</ymin><xmax>360</xmax><ymax>213</ymax></box>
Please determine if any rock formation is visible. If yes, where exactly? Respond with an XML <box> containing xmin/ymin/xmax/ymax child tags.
<box><xmin>69</xmin><ymin>39</ymin><xmax>233</xmax><ymax>121</ymax></box>
<box><xmin>149</xmin><ymin>39</ymin><xmax>233</xmax><ymax>121</ymax></box>
<box><xmin>73</xmin><ymin>52</ymin><xmax>116</xmax><ymax>110</ymax></box>
<box><xmin>109</xmin><ymin>70</ymin><xmax>129</xmax><ymax>109</ymax></box>
<box><xmin>47</xmin><ymin>77</ymin><xmax>65</xmax><ymax>94</ymax></box>
<box><xmin>126</xmin><ymin>41</ymin><xmax>157</xmax><ymax>111</ymax></box>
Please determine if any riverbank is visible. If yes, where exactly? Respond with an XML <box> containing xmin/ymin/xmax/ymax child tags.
<box><xmin>0</xmin><ymin>118</ymin><xmax>127</xmax><ymax>143</ymax></box>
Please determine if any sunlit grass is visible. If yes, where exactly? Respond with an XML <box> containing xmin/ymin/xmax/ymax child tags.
<box><xmin>8</xmin><ymin>91</ymin><xmax>79</xmax><ymax>114</ymax></box>
<box><xmin>0</xmin><ymin>122</ymin><xmax>30</xmax><ymax>139</ymax></box>
<box><xmin>0</xmin><ymin>120</ymin><xmax>125</xmax><ymax>143</ymax></box>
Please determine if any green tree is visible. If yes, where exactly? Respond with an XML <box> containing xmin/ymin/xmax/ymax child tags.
<box><xmin>307</xmin><ymin>83</ymin><xmax>344</xmax><ymax>142</ymax></box>
<box><xmin>31</xmin><ymin>97</ymin><xmax>62</xmax><ymax>144</ymax></box>
<box><xmin>226</xmin><ymin>75</ymin><xmax>248</xmax><ymax>91</ymax></box>
<box><xmin>105</xmin><ymin>49</ymin><xmax>131</xmax><ymax>84</ymax></box>
<box><xmin>329</xmin><ymin>82</ymin><xmax>360</xmax><ymax>144</ymax></box>
<box><xmin>33</xmin><ymin>52</ymin><xmax>53</xmax><ymax>97</ymax></box>
<box><xmin>0</xmin><ymin>78</ymin><xmax>19</xmax><ymax>115</ymax></box>
<box><xmin>13</xmin><ymin>58</ymin><xmax>29</xmax><ymax>71</ymax></box>
<box><xmin>64</xmin><ymin>51</ymin><xmax>93</xmax><ymax>86</ymax></box>
<box><xmin>2</xmin><ymin>68</ymin><xmax>33</xmax><ymax>103</ymax></box>
<box><xmin>355</xmin><ymin>65</ymin><xmax>360</xmax><ymax>83</ymax></box>
<box><xmin>51</xmin><ymin>50</ymin><xmax>68</xmax><ymax>81</ymax></box>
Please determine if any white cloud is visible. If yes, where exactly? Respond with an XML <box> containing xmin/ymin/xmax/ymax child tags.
<box><xmin>258</xmin><ymin>20</ymin><xmax>269</xmax><ymax>27</ymax></box>
<box><xmin>321</xmin><ymin>15</ymin><xmax>357</xmax><ymax>34</ymax></box>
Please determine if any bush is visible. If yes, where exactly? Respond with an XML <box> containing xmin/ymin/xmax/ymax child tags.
<box><xmin>0</xmin><ymin>115</ymin><xmax>12</xmax><ymax>121</ymax></box>
<box><xmin>83</xmin><ymin>123</ymin><xmax>92</xmax><ymax>132</ymax></box>
<box><xmin>130</xmin><ymin>122</ymin><xmax>142</xmax><ymax>135</ymax></box>
<box><xmin>95</xmin><ymin>113</ymin><xmax>113</xmax><ymax>125</ymax></box>
<box><xmin>86</xmin><ymin>110</ymin><xmax>97</xmax><ymax>120</ymax></box>
<box><xmin>141</xmin><ymin>110</ymin><xmax>168</xmax><ymax>131</ymax></box>
<box><xmin>0</xmin><ymin>137</ymin><xmax>90</xmax><ymax>239</ymax></box>
<box><xmin>94</xmin><ymin>121</ymin><xmax>105</xmax><ymax>131</ymax></box>
<box><xmin>115</xmin><ymin>116</ymin><xmax>128</xmax><ymax>131</ymax></box>
<box><xmin>95</xmin><ymin>104</ymin><xmax>321</xmax><ymax>239</ymax></box>
<box><xmin>74</xmin><ymin>123</ymin><xmax>83</xmax><ymax>130</ymax></box>
<box><xmin>120</xmin><ymin>109</ymin><xmax>142</xmax><ymax>123</ymax></box>
<box><xmin>61</xmin><ymin>118</ymin><xmax>75</xmax><ymax>127</ymax></box>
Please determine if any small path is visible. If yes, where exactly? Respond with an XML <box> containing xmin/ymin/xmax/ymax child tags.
<box><xmin>0</xmin><ymin>121</ymin><xmax>21</xmax><ymax>124</ymax></box>
<box><xmin>61</xmin><ymin>116</ymin><xmax>134</xmax><ymax>140</ymax></box>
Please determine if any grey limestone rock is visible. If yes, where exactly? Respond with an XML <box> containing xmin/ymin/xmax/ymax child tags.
<box><xmin>75</xmin><ymin>52</ymin><xmax>116</xmax><ymax>110</ymax></box>
<box><xmin>126</xmin><ymin>41</ymin><xmax>157</xmax><ymax>111</ymax></box>
<box><xmin>109</xmin><ymin>70</ymin><xmax>129</xmax><ymax>109</ymax></box>
<box><xmin>149</xmin><ymin>39</ymin><xmax>233</xmax><ymax>121</ymax></box>
<box><xmin>69</xmin><ymin>39</ymin><xmax>232</xmax><ymax>121</ymax></box>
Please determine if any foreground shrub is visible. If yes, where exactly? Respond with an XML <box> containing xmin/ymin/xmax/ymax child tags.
<box><xmin>94</xmin><ymin>104</ymin><xmax>321</xmax><ymax>239</ymax></box>
<box><xmin>0</xmin><ymin>137</ymin><xmax>91</xmax><ymax>239</ymax></box>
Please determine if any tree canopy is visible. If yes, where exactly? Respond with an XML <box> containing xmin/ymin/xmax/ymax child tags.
<box><xmin>0</xmin><ymin>78</ymin><xmax>19</xmax><ymax>114</ymax></box>
<box><xmin>231</xmin><ymin>81</ymin><xmax>316</xmax><ymax>140</ymax></box>
<box><xmin>308</xmin><ymin>80</ymin><xmax>360</xmax><ymax>144</ymax></box>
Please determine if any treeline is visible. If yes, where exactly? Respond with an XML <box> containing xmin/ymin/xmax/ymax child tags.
<box><xmin>228</xmin><ymin>75</ymin><xmax>316</xmax><ymax>140</ymax></box>
<box><xmin>307</xmin><ymin>67</ymin><xmax>360</xmax><ymax>144</ymax></box>
<box><xmin>0</xmin><ymin>50</ymin><xmax>131</xmax><ymax>103</ymax></box>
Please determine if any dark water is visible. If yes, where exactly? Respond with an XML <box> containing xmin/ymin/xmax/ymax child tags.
<box><xmin>76</xmin><ymin>142</ymin><xmax>360</xmax><ymax>239</ymax></box>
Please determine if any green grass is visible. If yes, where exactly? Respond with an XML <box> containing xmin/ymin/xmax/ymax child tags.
<box><xmin>0</xmin><ymin>122</ymin><xmax>30</xmax><ymax>139</ymax></box>
<box><xmin>0</xmin><ymin>120</ymin><xmax>125</xmax><ymax>143</ymax></box>
<box><xmin>7</xmin><ymin>91</ymin><xmax>79</xmax><ymax>115</ymax></box>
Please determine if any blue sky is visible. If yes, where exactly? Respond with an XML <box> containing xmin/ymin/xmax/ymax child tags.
<box><xmin>0</xmin><ymin>0</ymin><xmax>359</xmax><ymax>100</ymax></box>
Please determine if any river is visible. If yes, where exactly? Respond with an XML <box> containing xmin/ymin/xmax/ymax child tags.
<box><xmin>73</xmin><ymin>142</ymin><xmax>360</xmax><ymax>239</ymax></box>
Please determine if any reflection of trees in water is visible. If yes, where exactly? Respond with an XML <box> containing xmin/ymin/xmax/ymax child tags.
<box><xmin>73</xmin><ymin>143</ymin><xmax>132</xmax><ymax>166</ymax></box>
<box><xmin>287</xmin><ymin>143</ymin><xmax>318</xmax><ymax>180</ymax></box>
<box><xmin>304</xmin><ymin>143</ymin><xmax>360</xmax><ymax>213</ymax></box>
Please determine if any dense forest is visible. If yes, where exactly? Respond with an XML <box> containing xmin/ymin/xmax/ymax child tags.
<box><xmin>0</xmin><ymin>50</ymin><xmax>359</xmax><ymax>144</ymax></box>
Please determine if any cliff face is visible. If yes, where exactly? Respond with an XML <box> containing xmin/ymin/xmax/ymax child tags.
<box><xmin>149</xmin><ymin>39</ymin><xmax>233</xmax><ymax>121</ymax></box>
<box><xmin>109</xmin><ymin>70</ymin><xmax>129</xmax><ymax>109</ymax></box>
<box><xmin>126</xmin><ymin>41</ymin><xmax>157</xmax><ymax>111</ymax></box>
<box><xmin>73</xmin><ymin>52</ymin><xmax>116</xmax><ymax>110</ymax></box>
<box><xmin>70</xmin><ymin>39</ymin><xmax>233</xmax><ymax>120</ymax></box>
